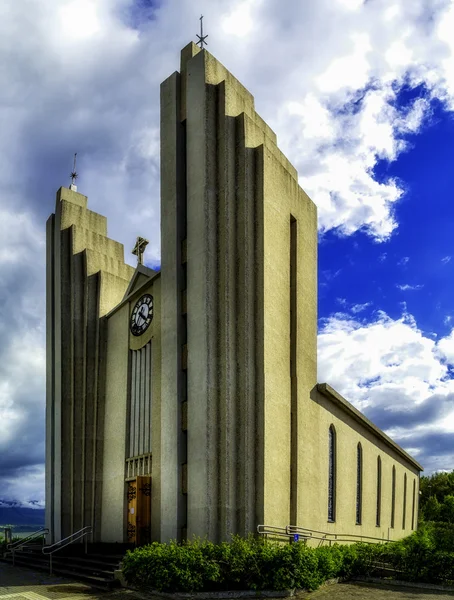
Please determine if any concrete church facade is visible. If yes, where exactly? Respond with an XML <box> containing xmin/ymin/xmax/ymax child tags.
<box><xmin>46</xmin><ymin>43</ymin><xmax>422</xmax><ymax>547</ymax></box>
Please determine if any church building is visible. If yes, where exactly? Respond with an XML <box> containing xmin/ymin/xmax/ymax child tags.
<box><xmin>46</xmin><ymin>43</ymin><xmax>422</xmax><ymax>547</ymax></box>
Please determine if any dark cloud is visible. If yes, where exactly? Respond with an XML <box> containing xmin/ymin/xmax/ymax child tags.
<box><xmin>364</xmin><ymin>393</ymin><xmax>454</xmax><ymax>431</ymax></box>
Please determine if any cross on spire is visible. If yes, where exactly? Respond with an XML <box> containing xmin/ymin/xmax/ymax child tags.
<box><xmin>196</xmin><ymin>14</ymin><xmax>208</xmax><ymax>49</ymax></box>
<box><xmin>70</xmin><ymin>153</ymin><xmax>78</xmax><ymax>191</ymax></box>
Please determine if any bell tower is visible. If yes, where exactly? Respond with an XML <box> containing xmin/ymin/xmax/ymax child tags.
<box><xmin>159</xmin><ymin>44</ymin><xmax>317</xmax><ymax>542</ymax></box>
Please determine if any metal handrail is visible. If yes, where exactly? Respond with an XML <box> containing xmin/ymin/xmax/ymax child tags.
<box><xmin>287</xmin><ymin>525</ymin><xmax>390</xmax><ymax>544</ymax></box>
<box><xmin>7</xmin><ymin>527</ymin><xmax>49</xmax><ymax>567</ymax></box>
<box><xmin>42</xmin><ymin>525</ymin><xmax>92</xmax><ymax>575</ymax></box>
<box><xmin>258</xmin><ymin>524</ymin><xmax>393</xmax><ymax>546</ymax></box>
<box><xmin>7</xmin><ymin>527</ymin><xmax>49</xmax><ymax>551</ymax></box>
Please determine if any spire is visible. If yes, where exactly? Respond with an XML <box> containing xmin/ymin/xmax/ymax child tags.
<box><xmin>196</xmin><ymin>14</ymin><xmax>208</xmax><ymax>49</ymax></box>
<box><xmin>70</xmin><ymin>153</ymin><xmax>78</xmax><ymax>191</ymax></box>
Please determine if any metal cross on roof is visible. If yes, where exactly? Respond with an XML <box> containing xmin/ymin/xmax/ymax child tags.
<box><xmin>132</xmin><ymin>236</ymin><xmax>149</xmax><ymax>266</ymax></box>
<box><xmin>196</xmin><ymin>14</ymin><xmax>208</xmax><ymax>48</ymax></box>
<box><xmin>70</xmin><ymin>153</ymin><xmax>78</xmax><ymax>191</ymax></box>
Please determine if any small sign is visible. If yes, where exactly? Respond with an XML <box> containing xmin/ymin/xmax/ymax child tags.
<box><xmin>293</xmin><ymin>534</ymin><xmax>299</xmax><ymax>542</ymax></box>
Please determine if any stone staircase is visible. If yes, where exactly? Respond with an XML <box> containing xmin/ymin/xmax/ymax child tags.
<box><xmin>1</xmin><ymin>543</ymin><xmax>133</xmax><ymax>589</ymax></box>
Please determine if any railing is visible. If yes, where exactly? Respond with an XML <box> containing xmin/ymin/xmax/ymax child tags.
<box><xmin>7</xmin><ymin>527</ymin><xmax>49</xmax><ymax>567</ymax></box>
<box><xmin>287</xmin><ymin>525</ymin><xmax>391</xmax><ymax>546</ymax></box>
<box><xmin>257</xmin><ymin>524</ymin><xmax>392</xmax><ymax>546</ymax></box>
<box><xmin>42</xmin><ymin>526</ymin><xmax>92</xmax><ymax>574</ymax></box>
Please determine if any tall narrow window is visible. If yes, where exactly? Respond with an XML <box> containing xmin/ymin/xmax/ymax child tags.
<box><xmin>402</xmin><ymin>473</ymin><xmax>407</xmax><ymax>529</ymax></box>
<box><xmin>411</xmin><ymin>479</ymin><xmax>416</xmax><ymax>530</ymax></box>
<box><xmin>328</xmin><ymin>426</ymin><xmax>336</xmax><ymax>522</ymax></box>
<box><xmin>356</xmin><ymin>443</ymin><xmax>362</xmax><ymax>524</ymax></box>
<box><xmin>290</xmin><ymin>216</ymin><xmax>297</xmax><ymax>525</ymax></box>
<box><xmin>376</xmin><ymin>456</ymin><xmax>382</xmax><ymax>526</ymax></box>
<box><xmin>391</xmin><ymin>465</ymin><xmax>396</xmax><ymax>528</ymax></box>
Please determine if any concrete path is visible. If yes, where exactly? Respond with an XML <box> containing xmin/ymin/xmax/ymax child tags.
<box><xmin>1</xmin><ymin>563</ymin><xmax>453</xmax><ymax>600</ymax></box>
<box><xmin>0</xmin><ymin>562</ymin><xmax>140</xmax><ymax>600</ymax></box>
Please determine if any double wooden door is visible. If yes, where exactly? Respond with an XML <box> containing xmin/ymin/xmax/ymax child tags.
<box><xmin>127</xmin><ymin>476</ymin><xmax>151</xmax><ymax>545</ymax></box>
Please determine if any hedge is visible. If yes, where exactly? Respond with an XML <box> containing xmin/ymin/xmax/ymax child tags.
<box><xmin>121</xmin><ymin>527</ymin><xmax>454</xmax><ymax>593</ymax></box>
<box><xmin>122</xmin><ymin>535</ymin><xmax>363</xmax><ymax>593</ymax></box>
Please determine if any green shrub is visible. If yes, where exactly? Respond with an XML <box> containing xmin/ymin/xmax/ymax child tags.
<box><xmin>122</xmin><ymin>536</ymin><xmax>355</xmax><ymax>593</ymax></box>
<box><xmin>121</xmin><ymin>529</ymin><xmax>454</xmax><ymax>593</ymax></box>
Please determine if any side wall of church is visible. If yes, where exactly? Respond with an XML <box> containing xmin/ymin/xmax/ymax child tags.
<box><xmin>300</xmin><ymin>386</ymin><xmax>420</xmax><ymax>544</ymax></box>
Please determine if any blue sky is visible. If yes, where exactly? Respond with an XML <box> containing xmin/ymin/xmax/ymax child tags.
<box><xmin>1</xmin><ymin>0</ymin><xmax>454</xmax><ymax>505</ymax></box>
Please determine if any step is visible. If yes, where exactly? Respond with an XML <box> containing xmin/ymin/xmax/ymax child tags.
<box><xmin>49</xmin><ymin>567</ymin><xmax>120</xmax><ymax>589</ymax></box>
<box><xmin>9</xmin><ymin>554</ymin><xmax>117</xmax><ymax>578</ymax></box>
<box><xmin>2</xmin><ymin>555</ymin><xmax>119</xmax><ymax>589</ymax></box>
<box><xmin>50</xmin><ymin>560</ymin><xmax>115</xmax><ymax>578</ymax></box>
<box><xmin>51</xmin><ymin>555</ymin><xmax>120</xmax><ymax>571</ymax></box>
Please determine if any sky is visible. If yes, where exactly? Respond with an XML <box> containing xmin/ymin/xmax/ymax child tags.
<box><xmin>1</xmin><ymin>0</ymin><xmax>454</xmax><ymax>506</ymax></box>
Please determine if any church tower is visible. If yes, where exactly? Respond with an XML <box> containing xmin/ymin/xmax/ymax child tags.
<box><xmin>46</xmin><ymin>186</ymin><xmax>135</xmax><ymax>542</ymax></box>
<box><xmin>159</xmin><ymin>43</ymin><xmax>317</xmax><ymax>541</ymax></box>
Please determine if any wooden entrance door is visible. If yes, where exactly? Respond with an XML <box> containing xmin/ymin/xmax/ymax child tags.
<box><xmin>127</xmin><ymin>476</ymin><xmax>151</xmax><ymax>545</ymax></box>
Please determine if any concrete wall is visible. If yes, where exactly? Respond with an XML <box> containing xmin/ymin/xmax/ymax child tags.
<box><xmin>101</xmin><ymin>304</ymin><xmax>129</xmax><ymax>542</ymax></box>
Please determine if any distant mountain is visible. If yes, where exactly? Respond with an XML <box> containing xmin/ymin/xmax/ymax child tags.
<box><xmin>0</xmin><ymin>504</ymin><xmax>45</xmax><ymax>527</ymax></box>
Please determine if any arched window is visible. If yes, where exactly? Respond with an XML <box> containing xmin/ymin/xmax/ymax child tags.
<box><xmin>376</xmin><ymin>456</ymin><xmax>382</xmax><ymax>527</ymax></box>
<box><xmin>391</xmin><ymin>465</ymin><xmax>396</xmax><ymax>528</ymax></box>
<box><xmin>411</xmin><ymin>479</ymin><xmax>416</xmax><ymax>530</ymax></box>
<box><xmin>402</xmin><ymin>473</ymin><xmax>407</xmax><ymax>529</ymax></box>
<box><xmin>356</xmin><ymin>443</ymin><xmax>362</xmax><ymax>524</ymax></box>
<box><xmin>328</xmin><ymin>425</ymin><xmax>336</xmax><ymax>522</ymax></box>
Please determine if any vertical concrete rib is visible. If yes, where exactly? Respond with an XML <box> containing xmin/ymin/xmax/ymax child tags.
<box><xmin>90</xmin><ymin>272</ymin><xmax>101</xmax><ymax>540</ymax></box>
<box><xmin>134</xmin><ymin>354</ymin><xmax>140</xmax><ymax>457</ymax></box>
<box><xmin>72</xmin><ymin>250</ymin><xmax>84</xmax><ymax>532</ymax></box>
<box><xmin>60</xmin><ymin>227</ymin><xmax>72</xmax><ymax>537</ymax></box>
<box><xmin>147</xmin><ymin>342</ymin><xmax>152</xmax><ymax>452</ymax></box>
<box><xmin>94</xmin><ymin>309</ymin><xmax>107</xmax><ymax>541</ymax></box>
<box><xmin>160</xmin><ymin>70</ymin><xmax>185</xmax><ymax>542</ymax></box>
<box><xmin>139</xmin><ymin>347</ymin><xmax>145</xmax><ymax>456</ymax></box>
<box><xmin>217</xmin><ymin>88</ymin><xmax>237</xmax><ymax>539</ymax></box>
<box><xmin>85</xmin><ymin>272</ymin><xmax>98</xmax><ymax>530</ymax></box>
<box><xmin>186</xmin><ymin>53</ymin><xmax>219</xmax><ymax>538</ymax></box>
<box><xmin>45</xmin><ymin>215</ymin><xmax>56</xmax><ymax>542</ymax></box>
<box><xmin>130</xmin><ymin>352</ymin><xmax>136</xmax><ymax>457</ymax></box>
<box><xmin>254</xmin><ymin>147</ymin><xmax>266</xmax><ymax>528</ymax></box>
<box><xmin>235</xmin><ymin>115</ymin><xmax>247</xmax><ymax>536</ymax></box>
<box><xmin>244</xmin><ymin>146</ymin><xmax>257</xmax><ymax>535</ymax></box>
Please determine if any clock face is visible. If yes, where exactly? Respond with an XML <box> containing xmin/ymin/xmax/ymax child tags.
<box><xmin>130</xmin><ymin>294</ymin><xmax>153</xmax><ymax>336</ymax></box>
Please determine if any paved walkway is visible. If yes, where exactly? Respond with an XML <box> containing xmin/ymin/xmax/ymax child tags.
<box><xmin>1</xmin><ymin>562</ymin><xmax>453</xmax><ymax>600</ymax></box>
<box><xmin>0</xmin><ymin>562</ymin><xmax>141</xmax><ymax>600</ymax></box>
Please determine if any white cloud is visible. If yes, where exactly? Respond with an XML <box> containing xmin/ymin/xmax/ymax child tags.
<box><xmin>397</xmin><ymin>256</ymin><xmax>410</xmax><ymax>266</ymax></box>
<box><xmin>318</xmin><ymin>310</ymin><xmax>454</xmax><ymax>472</ymax></box>
<box><xmin>396</xmin><ymin>283</ymin><xmax>424</xmax><ymax>291</ymax></box>
<box><xmin>442</xmin><ymin>255</ymin><xmax>452</xmax><ymax>264</ymax></box>
<box><xmin>351</xmin><ymin>302</ymin><xmax>372</xmax><ymax>314</ymax></box>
